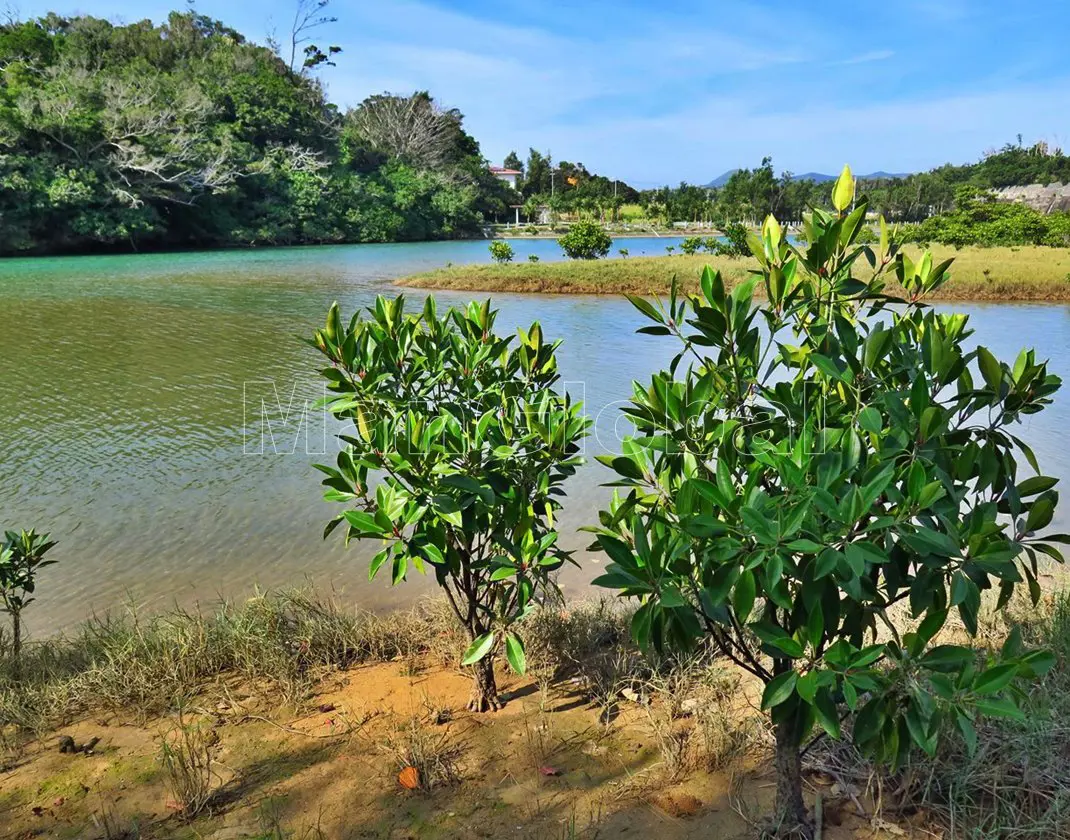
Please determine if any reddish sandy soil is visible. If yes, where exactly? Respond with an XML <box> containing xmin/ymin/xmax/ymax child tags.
<box><xmin>0</xmin><ymin>660</ymin><xmax>937</xmax><ymax>839</ymax></box>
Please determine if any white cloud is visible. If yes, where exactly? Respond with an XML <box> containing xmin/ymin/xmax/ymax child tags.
<box><xmin>836</xmin><ymin>49</ymin><xmax>895</xmax><ymax>66</ymax></box>
<box><xmin>327</xmin><ymin>0</ymin><xmax>816</xmax><ymax>171</ymax></box>
<box><xmin>524</xmin><ymin>79</ymin><xmax>1070</xmax><ymax>183</ymax></box>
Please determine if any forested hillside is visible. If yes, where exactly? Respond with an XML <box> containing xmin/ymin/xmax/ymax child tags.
<box><xmin>0</xmin><ymin>11</ymin><xmax>514</xmax><ymax>255</ymax></box>
<box><xmin>639</xmin><ymin>145</ymin><xmax>1070</xmax><ymax>226</ymax></box>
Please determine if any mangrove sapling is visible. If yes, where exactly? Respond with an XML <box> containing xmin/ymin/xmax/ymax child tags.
<box><xmin>680</xmin><ymin>236</ymin><xmax>703</xmax><ymax>256</ymax></box>
<box><xmin>489</xmin><ymin>241</ymin><xmax>514</xmax><ymax>264</ymax></box>
<box><xmin>589</xmin><ymin>165</ymin><xmax>1065</xmax><ymax>835</ymax></box>
<box><xmin>310</xmin><ymin>296</ymin><xmax>589</xmax><ymax>711</ymax></box>
<box><xmin>718</xmin><ymin>221</ymin><xmax>751</xmax><ymax>257</ymax></box>
<box><xmin>0</xmin><ymin>529</ymin><xmax>56</xmax><ymax>674</ymax></box>
<box><xmin>558</xmin><ymin>220</ymin><xmax>612</xmax><ymax>260</ymax></box>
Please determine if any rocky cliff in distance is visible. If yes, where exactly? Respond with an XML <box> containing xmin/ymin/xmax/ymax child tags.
<box><xmin>993</xmin><ymin>183</ymin><xmax>1070</xmax><ymax>214</ymax></box>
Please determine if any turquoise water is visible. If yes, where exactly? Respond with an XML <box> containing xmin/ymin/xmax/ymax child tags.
<box><xmin>2</xmin><ymin>237</ymin><xmax>1069</xmax><ymax>632</ymax></box>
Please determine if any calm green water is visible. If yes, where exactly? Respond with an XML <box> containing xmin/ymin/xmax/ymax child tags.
<box><xmin>2</xmin><ymin>237</ymin><xmax>1069</xmax><ymax>633</ymax></box>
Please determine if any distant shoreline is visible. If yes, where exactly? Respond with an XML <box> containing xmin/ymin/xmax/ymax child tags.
<box><xmin>486</xmin><ymin>227</ymin><xmax>729</xmax><ymax>240</ymax></box>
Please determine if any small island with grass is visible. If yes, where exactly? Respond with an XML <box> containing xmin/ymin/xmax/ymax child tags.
<box><xmin>401</xmin><ymin>245</ymin><xmax>1070</xmax><ymax>301</ymax></box>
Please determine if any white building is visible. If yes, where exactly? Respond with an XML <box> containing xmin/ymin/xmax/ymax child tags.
<box><xmin>489</xmin><ymin>165</ymin><xmax>522</xmax><ymax>189</ymax></box>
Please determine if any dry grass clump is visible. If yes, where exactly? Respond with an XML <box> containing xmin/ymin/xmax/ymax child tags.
<box><xmin>381</xmin><ymin>713</ymin><xmax>464</xmax><ymax>792</ymax></box>
<box><xmin>643</xmin><ymin>655</ymin><xmax>763</xmax><ymax>780</ymax></box>
<box><xmin>0</xmin><ymin>589</ymin><xmax>461</xmax><ymax>738</ymax></box>
<box><xmin>554</xmin><ymin>806</ymin><xmax>604</xmax><ymax>840</ymax></box>
<box><xmin>159</xmin><ymin>715</ymin><xmax>218</xmax><ymax>819</ymax></box>
<box><xmin>256</xmin><ymin>797</ymin><xmax>329</xmax><ymax>840</ymax></box>
<box><xmin>517</xmin><ymin>708</ymin><xmax>564</xmax><ymax>773</ymax></box>
<box><xmin>520</xmin><ymin>599</ymin><xmax>648</xmax><ymax>724</ymax></box>
<box><xmin>397</xmin><ymin>245</ymin><xmax>1070</xmax><ymax>301</ymax></box>
<box><xmin>812</xmin><ymin>593</ymin><xmax>1070</xmax><ymax>840</ymax></box>
<box><xmin>523</xmin><ymin>599</ymin><xmax>634</xmax><ymax>687</ymax></box>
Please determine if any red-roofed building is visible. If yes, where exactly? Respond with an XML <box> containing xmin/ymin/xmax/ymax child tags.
<box><xmin>489</xmin><ymin>165</ymin><xmax>522</xmax><ymax>189</ymax></box>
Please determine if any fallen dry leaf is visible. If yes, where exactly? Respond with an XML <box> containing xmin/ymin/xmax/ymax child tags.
<box><xmin>398</xmin><ymin>766</ymin><xmax>420</xmax><ymax>790</ymax></box>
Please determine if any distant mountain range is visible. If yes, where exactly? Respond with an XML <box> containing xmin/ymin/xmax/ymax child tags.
<box><xmin>703</xmin><ymin>170</ymin><xmax>911</xmax><ymax>188</ymax></box>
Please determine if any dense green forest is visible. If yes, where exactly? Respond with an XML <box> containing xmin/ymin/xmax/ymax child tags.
<box><xmin>0</xmin><ymin>11</ymin><xmax>514</xmax><ymax>255</ymax></box>
<box><xmin>500</xmin><ymin>145</ymin><xmax>1070</xmax><ymax>230</ymax></box>
<box><xmin>628</xmin><ymin>148</ymin><xmax>1070</xmax><ymax>226</ymax></box>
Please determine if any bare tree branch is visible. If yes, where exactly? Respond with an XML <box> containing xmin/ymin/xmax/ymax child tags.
<box><xmin>287</xmin><ymin>0</ymin><xmax>337</xmax><ymax>73</ymax></box>
<box><xmin>348</xmin><ymin>92</ymin><xmax>465</xmax><ymax>172</ymax></box>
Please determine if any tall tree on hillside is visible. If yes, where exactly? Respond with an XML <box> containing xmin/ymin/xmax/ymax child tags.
<box><xmin>522</xmin><ymin>148</ymin><xmax>552</xmax><ymax>197</ymax></box>
<box><xmin>284</xmin><ymin>0</ymin><xmax>340</xmax><ymax>73</ymax></box>
<box><xmin>719</xmin><ymin>157</ymin><xmax>779</xmax><ymax>222</ymax></box>
<box><xmin>503</xmin><ymin>150</ymin><xmax>524</xmax><ymax>174</ymax></box>
<box><xmin>347</xmin><ymin>92</ymin><xmax>478</xmax><ymax>172</ymax></box>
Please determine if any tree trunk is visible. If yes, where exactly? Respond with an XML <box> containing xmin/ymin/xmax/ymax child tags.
<box><xmin>773</xmin><ymin>715</ymin><xmax>811</xmax><ymax>837</ymax></box>
<box><xmin>10</xmin><ymin>612</ymin><xmax>21</xmax><ymax>681</ymax></box>
<box><xmin>467</xmin><ymin>655</ymin><xmax>501</xmax><ymax>712</ymax></box>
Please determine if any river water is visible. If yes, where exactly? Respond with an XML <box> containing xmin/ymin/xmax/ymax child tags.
<box><xmin>2</xmin><ymin>237</ymin><xmax>1069</xmax><ymax>634</ymax></box>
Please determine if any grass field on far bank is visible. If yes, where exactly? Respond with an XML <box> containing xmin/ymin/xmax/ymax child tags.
<box><xmin>398</xmin><ymin>245</ymin><xmax>1070</xmax><ymax>301</ymax></box>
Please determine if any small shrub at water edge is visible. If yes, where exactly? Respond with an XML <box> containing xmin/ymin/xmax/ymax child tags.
<box><xmin>558</xmin><ymin>220</ymin><xmax>612</xmax><ymax>260</ymax></box>
<box><xmin>488</xmin><ymin>241</ymin><xmax>514</xmax><ymax>264</ymax></box>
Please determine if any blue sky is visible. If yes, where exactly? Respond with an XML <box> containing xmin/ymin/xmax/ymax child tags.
<box><xmin>12</xmin><ymin>0</ymin><xmax>1070</xmax><ymax>185</ymax></box>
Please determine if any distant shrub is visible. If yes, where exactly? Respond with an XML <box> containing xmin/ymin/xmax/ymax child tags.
<box><xmin>618</xmin><ymin>248</ymin><xmax>629</xmax><ymax>258</ymax></box>
<box><xmin>528</xmin><ymin>254</ymin><xmax>539</xmax><ymax>262</ymax></box>
<box><xmin>558</xmin><ymin>220</ymin><xmax>612</xmax><ymax>260</ymax></box>
<box><xmin>854</xmin><ymin>226</ymin><xmax>879</xmax><ymax>244</ymax></box>
<box><xmin>1045</xmin><ymin>213</ymin><xmax>1070</xmax><ymax>247</ymax></box>
<box><xmin>701</xmin><ymin>236</ymin><xmax>725</xmax><ymax>255</ymax></box>
<box><xmin>488</xmin><ymin>241</ymin><xmax>514</xmax><ymax>264</ymax></box>
<box><xmin>719</xmin><ymin>222</ymin><xmax>750</xmax><ymax>257</ymax></box>
<box><xmin>665</xmin><ymin>245</ymin><xmax>675</xmax><ymax>255</ymax></box>
<box><xmin>525</xmin><ymin>225</ymin><xmax>539</xmax><ymax>235</ymax></box>
<box><xmin>908</xmin><ymin>196</ymin><xmax>1070</xmax><ymax>247</ymax></box>
<box><xmin>898</xmin><ymin>223</ymin><xmax>925</xmax><ymax>245</ymax></box>
<box><xmin>680</xmin><ymin>236</ymin><xmax>704</xmax><ymax>255</ymax></box>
